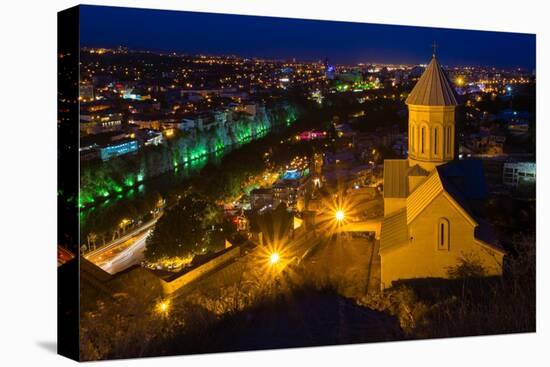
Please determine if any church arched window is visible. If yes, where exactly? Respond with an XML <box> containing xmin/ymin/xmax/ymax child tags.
<box><xmin>414</xmin><ymin>125</ymin><xmax>418</xmax><ymax>152</ymax></box>
<box><xmin>410</xmin><ymin>125</ymin><xmax>414</xmax><ymax>152</ymax></box>
<box><xmin>443</xmin><ymin>127</ymin><xmax>448</xmax><ymax>155</ymax></box>
<box><xmin>421</xmin><ymin>126</ymin><xmax>426</xmax><ymax>154</ymax></box>
<box><xmin>434</xmin><ymin>127</ymin><xmax>439</xmax><ymax>155</ymax></box>
<box><xmin>446</xmin><ymin>127</ymin><xmax>452</xmax><ymax>155</ymax></box>
<box><xmin>437</xmin><ymin>218</ymin><xmax>450</xmax><ymax>250</ymax></box>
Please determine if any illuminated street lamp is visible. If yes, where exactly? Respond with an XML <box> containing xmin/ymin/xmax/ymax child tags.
<box><xmin>269</xmin><ymin>252</ymin><xmax>280</xmax><ymax>265</ymax></box>
<box><xmin>335</xmin><ymin>210</ymin><xmax>345</xmax><ymax>223</ymax></box>
<box><xmin>155</xmin><ymin>299</ymin><xmax>170</xmax><ymax>317</ymax></box>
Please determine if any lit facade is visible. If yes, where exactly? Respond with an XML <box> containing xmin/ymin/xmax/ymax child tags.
<box><xmin>379</xmin><ymin>55</ymin><xmax>505</xmax><ymax>289</ymax></box>
<box><xmin>503</xmin><ymin>162</ymin><xmax>536</xmax><ymax>187</ymax></box>
<box><xmin>99</xmin><ymin>139</ymin><xmax>139</xmax><ymax>161</ymax></box>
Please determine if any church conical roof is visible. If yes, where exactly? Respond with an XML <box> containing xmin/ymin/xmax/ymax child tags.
<box><xmin>406</xmin><ymin>56</ymin><xmax>459</xmax><ymax>106</ymax></box>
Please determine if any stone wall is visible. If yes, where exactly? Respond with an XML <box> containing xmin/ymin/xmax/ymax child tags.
<box><xmin>161</xmin><ymin>245</ymin><xmax>242</xmax><ymax>294</ymax></box>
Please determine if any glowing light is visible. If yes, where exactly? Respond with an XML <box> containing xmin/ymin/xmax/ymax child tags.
<box><xmin>269</xmin><ymin>252</ymin><xmax>280</xmax><ymax>265</ymax></box>
<box><xmin>124</xmin><ymin>177</ymin><xmax>134</xmax><ymax>187</ymax></box>
<box><xmin>335</xmin><ymin>210</ymin><xmax>345</xmax><ymax>222</ymax></box>
<box><xmin>155</xmin><ymin>299</ymin><xmax>170</xmax><ymax>316</ymax></box>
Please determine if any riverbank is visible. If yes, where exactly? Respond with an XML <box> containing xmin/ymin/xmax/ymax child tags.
<box><xmin>79</xmin><ymin>99</ymin><xmax>327</xmax><ymax>247</ymax></box>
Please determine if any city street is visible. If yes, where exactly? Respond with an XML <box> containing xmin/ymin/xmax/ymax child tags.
<box><xmin>86</xmin><ymin>226</ymin><xmax>152</xmax><ymax>274</ymax></box>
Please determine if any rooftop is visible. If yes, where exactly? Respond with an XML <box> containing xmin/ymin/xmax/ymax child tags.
<box><xmin>383</xmin><ymin>159</ymin><xmax>409</xmax><ymax>199</ymax></box>
<box><xmin>406</xmin><ymin>56</ymin><xmax>459</xmax><ymax>106</ymax></box>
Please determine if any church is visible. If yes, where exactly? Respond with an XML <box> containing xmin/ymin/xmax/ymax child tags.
<box><xmin>379</xmin><ymin>52</ymin><xmax>506</xmax><ymax>289</ymax></box>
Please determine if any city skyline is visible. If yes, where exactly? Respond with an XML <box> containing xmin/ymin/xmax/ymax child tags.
<box><xmin>80</xmin><ymin>5</ymin><xmax>536</xmax><ymax>69</ymax></box>
<box><xmin>59</xmin><ymin>5</ymin><xmax>536</xmax><ymax>361</ymax></box>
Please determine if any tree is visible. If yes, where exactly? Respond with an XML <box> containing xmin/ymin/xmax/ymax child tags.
<box><xmin>87</xmin><ymin>232</ymin><xmax>98</xmax><ymax>250</ymax></box>
<box><xmin>447</xmin><ymin>253</ymin><xmax>486</xmax><ymax>279</ymax></box>
<box><xmin>144</xmin><ymin>193</ymin><xmax>217</xmax><ymax>261</ymax></box>
<box><xmin>253</xmin><ymin>203</ymin><xmax>292</xmax><ymax>244</ymax></box>
<box><xmin>447</xmin><ymin>252</ymin><xmax>487</xmax><ymax>299</ymax></box>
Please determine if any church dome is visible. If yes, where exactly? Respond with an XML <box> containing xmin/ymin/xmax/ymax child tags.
<box><xmin>405</xmin><ymin>56</ymin><xmax>459</xmax><ymax>106</ymax></box>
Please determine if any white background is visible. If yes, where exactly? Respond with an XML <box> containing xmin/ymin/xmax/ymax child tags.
<box><xmin>0</xmin><ymin>0</ymin><xmax>548</xmax><ymax>365</ymax></box>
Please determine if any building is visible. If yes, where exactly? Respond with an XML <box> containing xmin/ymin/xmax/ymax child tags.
<box><xmin>80</xmin><ymin>111</ymin><xmax>123</xmax><ymax>136</ymax></box>
<box><xmin>243</xmin><ymin>103</ymin><xmax>257</xmax><ymax>117</ymax></box>
<box><xmin>79</xmin><ymin>84</ymin><xmax>94</xmax><ymax>101</ymax></box>
<box><xmin>250</xmin><ymin>188</ymin><xmax>273</xmax><ymax>211</ymax></box>
<box><xmin>79</xmin><ymin>145</ymin><xmax>100</xmax><ymax>161</ymax></box>
<box><xmin>99</xmin><ymin>139</ymin><xmax>139</xmax><ymax>161</ymax></box>
<box><xmin>503</xmin><ymin>162</ymin><xmax>536</xmax><ymax>187</ymax></box>
<box><xmin>272</xmin><ymin>184</ymin><xmax>290</xmax><ymax>208</ymax></box>
<box><xmin>179</xmin><ymin>117</ymin><xmax>196</xmax><ymax>132</ymax></box>
<box><xmin>57</xmin><ymin>246</ymin><xmax>74</xmax><ymax>267</ymax></box>
<box><xmin>136</xmin><ymin>128</ymin><xmax>164</xmax><ymax>147</ymax></box>
<box><xmin>181</xmin><ymin>112</ymin><xmax>223</xmax><ymax>132</ymax></box>
<box><xmin>379</xmin><ymin>54</ymin><xmax>505</xmax><ymax>289</ymax></box>
<box><xmin>129</xmin><ymin>114</ymin><xmax>186</xmax><ymax>132</ymax></box>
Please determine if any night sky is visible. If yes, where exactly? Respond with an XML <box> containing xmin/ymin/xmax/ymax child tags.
<box><xmin>80</xmin><ymin>5</ymin><xmax>536</xmax><ymax>70</ymax></box>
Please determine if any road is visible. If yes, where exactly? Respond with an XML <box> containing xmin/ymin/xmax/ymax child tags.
<box><xmin>85</xmin><ymin>216</ymin><xmax>159</xmax><ymax>257</ymax></box>
<box><xmin>86</xmin><ymin>226</ymin><xmax>153</xmax><ymax>274</ymax></box>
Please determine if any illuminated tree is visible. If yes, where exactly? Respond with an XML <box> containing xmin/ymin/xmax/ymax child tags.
<box><xmin>86</xmin><ymin>232</ymin><xmax>98</xmax><ymax>250</ymax></box>
<box><xmin>144</xmin><ymin>193</ymin><xmax>218</xmax><ymax>261</ymax></box>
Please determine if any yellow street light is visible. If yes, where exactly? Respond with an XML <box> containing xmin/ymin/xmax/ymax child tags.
<box><xmin>335</xmin><ymin>210</ymin><xmax>345</xmax><ymax>222</ymax></box>
<box><xmin>155</xmin><ymin>299</ymin><xmax>170</xmax><ymax>316</ymax></box>
<box><xmin>269</xmin><ymin>252</ymin><xmax>280</xmax><ymax>265</ymax></box>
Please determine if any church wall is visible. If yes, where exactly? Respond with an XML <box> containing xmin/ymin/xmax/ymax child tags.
<box><xmin>380</xmin><ymin>193</ymin><xmax>503</xmax><ymax>288</ymax></box>
<box><xmin>384</xmin><ymin>198</ymin><xmax>406</xmax><ymax>216</ymax></box>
